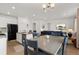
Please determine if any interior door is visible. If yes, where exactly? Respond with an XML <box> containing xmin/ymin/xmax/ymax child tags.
<box><xmin>47</xmin><ymin>23</ymin><xmax>51</xmax><ymax>31</ymax></box>
<box><xmin>33</xmin><ymin>23</ymin><xmax>36</xmax><ymax>31</ymax></box>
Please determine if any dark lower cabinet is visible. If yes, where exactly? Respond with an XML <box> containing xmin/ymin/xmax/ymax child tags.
<box><xmin>7</xmin><ymin>24</ymin><xmax>18</xmax><ymax>41</ymax></box>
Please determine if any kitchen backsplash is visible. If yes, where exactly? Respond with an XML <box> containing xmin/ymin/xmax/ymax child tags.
<box><xmin>0</xmin><ymin>27</ymin><xmax>7</xmax><ymax>34</ymax></box>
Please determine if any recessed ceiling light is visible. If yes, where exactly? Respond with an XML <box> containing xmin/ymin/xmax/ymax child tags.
<box><xmin>42</xmin><ymin>4</ymin><xmax>46</xmax><ymax>8</ymax></box>
<box><xmin>33</xmin><ymin>14</ymin><xmax>36</xmax><ymax>17</ymax></box>
<box><xmin>50</xmin><ymin>3</ymin><xmax>55</xmax><ymax>8</ymax></box>
<box><xmin>12</xmin><ymin>6</ymin><xmax>16</xmax><ymax>10</ymax></box>
<box><xmin>7</xmin><ymin>12</ymin><xmax>10</xmax><ymax>15</ymax></box>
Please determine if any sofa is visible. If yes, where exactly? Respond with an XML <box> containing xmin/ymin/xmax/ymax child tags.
<box><xmin>41</xmin><ymin>31</ymin><xmax>64</xmax><ymax>36</ymax></box>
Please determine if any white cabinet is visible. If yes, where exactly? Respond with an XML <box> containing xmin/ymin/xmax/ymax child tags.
<box><xmin>16</xmin><ymin>33</ymin><xmax>22</xmax><ymax>44</ymax></box>
<box><xmin>0</xmin><ymin>37</ymin><xmax>7</xmax><ymax>55</ymax></box>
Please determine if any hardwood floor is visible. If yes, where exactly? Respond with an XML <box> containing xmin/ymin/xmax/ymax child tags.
<box><xmin>65</xmin><ymin>44</ymin><xmax>79</xmax><ymax>55</ymax></box>
<box><xmin>7</xmin><ymin>40</ymin><xmax>24</xmax><ymax>55</ymax></box>
<box><xmin>7</xmin><ymin>40</ymin><xmax>79</xmax><ymax>55</ymax></box>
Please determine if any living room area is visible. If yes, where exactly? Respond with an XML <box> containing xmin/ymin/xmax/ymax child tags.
<box><xmin>0</xmin><ymin>3</ymin><xmax>79</xmax><ymax>55</ymax></box>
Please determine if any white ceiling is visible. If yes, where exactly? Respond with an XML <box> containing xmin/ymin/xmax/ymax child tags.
<box><xmin>0</xmin><ymin>3</ymin><xmax>79</xmax><ymax>20</ymax></box>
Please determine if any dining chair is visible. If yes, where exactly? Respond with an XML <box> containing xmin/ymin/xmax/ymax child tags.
<box><xmin>62</xmin><ymin>35</ymin><xmax>68</xmax><ymax>55</ymax></box>
<box><xmin>22</xmin><ymin>34</ymin><xmax>28</xmax><ymax>54</ymax></box>
<box><xmin>22</xmin><ymin>34</ymin><xmax>50</xmax><ymax>55</ymax></box>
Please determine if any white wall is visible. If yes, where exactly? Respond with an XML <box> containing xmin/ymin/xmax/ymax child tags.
<box><xmin>0</xmin><ymin>15</ymin><xmax>18</xmax><ymax>27</ymax></box>
<box><xmin>77</xmin><ymin>8</ymin><xmax>79</xmax><ymax>48</ymax></box>
<box><xmin>18</xmin><ymin>17</ymin><xmax>32</xmax><ymax>32</ymax></box>
<box><xmin>18</xmin><ymin>17</ymin><xmax>74</xmax><ymax>33</ymax></box>
<box><xmin>31</xmin><ymin>18</ymin><xmax>74</xmax><ymax>32</ymax></box>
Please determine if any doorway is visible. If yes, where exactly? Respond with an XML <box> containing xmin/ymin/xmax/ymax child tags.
<box><xmin>33</xmin><ymin>23</ymin><xmax>36</xmax><ymax>31</ymax></box>
<box><xmin>47</xmin><ymin>23</ymin><xmax>51</xmax><ymax>31</ymax></box>
<box><xmin>7</xmin><ymin>24</ymin><xmax>18</xmax><ymax>41</ymax></box>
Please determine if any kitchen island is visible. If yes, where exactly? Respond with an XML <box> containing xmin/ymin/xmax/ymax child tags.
<box><xmin>17</xmin><ymin>32</ymin><xmax>27</xmax><ymax>44</ymax></box>
<box><xmin>38</xmin><ymin>35</ymin><xmax>64</xmax><ymax>55</ymax></box>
